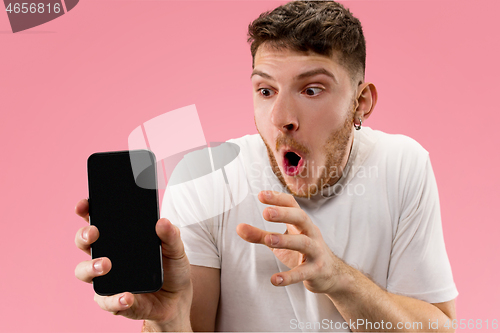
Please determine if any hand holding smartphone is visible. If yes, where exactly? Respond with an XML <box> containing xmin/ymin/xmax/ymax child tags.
<box><xmin>87</xmin><ymin>150</ymin><xmax>163</xmax><ymax>296</ymax></box>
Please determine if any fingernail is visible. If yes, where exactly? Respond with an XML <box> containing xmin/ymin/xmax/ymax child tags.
<box><xmin>93</xmin><ymin>260</ymin><xmax>103</xmax><ymax>274</ymax></box>
<box><xmin>276</xmin><ymin>276</ymin><xmax>283</xmax><ymax>285</ymax></box>
<box><xmin>270</xmin><ymin>234</ymin><xmax>279</xmax><ymax>245</ymax></box>
<box><xmin>268</xmin><ymin>208</ymin><xmax>277</xmax><ymax>218</ymax></box>
<box><xmin>119</xmin><ymin>296</ymin><xmax>128</xmax><ymax>307</ymax></box>
<box><xmin>82</xmin><ymin>228</ymin><xmax>89</xmax><ymax>242</ymax></box>
<box><xmin>265</xmin><ymin>191</ymin><xmax>272</xmax><ymax>199</ymax></box>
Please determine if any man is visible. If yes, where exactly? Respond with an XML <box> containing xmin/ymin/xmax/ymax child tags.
<box><xmin>75</xmin><ymin>1</ymin><xmax>458</xmax><ymax>331</ymax></box>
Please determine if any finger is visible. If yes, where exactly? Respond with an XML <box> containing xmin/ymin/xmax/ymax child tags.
<box><xmin>94</xmin><ymin>292</ymin><xmax>135</xmax><ymax>315</ymax></box>
<box><xmin>156</xmin><ymin>218</ymin><xmax>186</xmax><ymax>260</ymax></box>
<box><xmin>271</xmin><ymin>264</ymin><xmax>314</xmax><ymax>287</ymax></box>
<box><xmin>236</xmin><ymin>223</ymin><xmax>268</xmax><ymax>244</ymax></box>
<box><xmin>236</xmin><ymin>223</ymin><xmax>316</xmax><ymax>256</ymax></box>
<box><xmin>258</xmin><ymin>190</ymin><xmax>300</xmax><ymax>208</ymax></box>
<box><xmin>75</xmin><ymin>257</ymin><xmax>112</xmax><ymax>283</ymax></box>
<box><xmin>263</xmin><ymin>206</ymin><xmax>315</xmax><ymax>236</ymax></box>
<box><xmin>75</xmin><ymin>198</ymin><xmax>89</xmax><ymax>222</ymax></box>
<box><xmin>264</xmin><ymin>233</ymin><xmax>315</xmax><ymax>256</ymax></box>
<box><xmin>75</xmin><ymin>225</ymin><xmax>100</xmax><ymax>255</ymax></box>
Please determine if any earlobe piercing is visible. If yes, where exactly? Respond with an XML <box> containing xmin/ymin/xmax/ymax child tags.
<box><xmin>354</xmin><ymin>118</ymin><xmax>362</xmax><ymax>130</ymax></box>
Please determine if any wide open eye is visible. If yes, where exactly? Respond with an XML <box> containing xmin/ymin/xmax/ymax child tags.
<box><xmin>303</xmin><ymin>87</ymin><xmax>323</xmax><ymax>96</ymax></box>
<box><xmin>258</xmin><ymin>88</ymin><xmax>276</xmax><ymax>97</ymax></box>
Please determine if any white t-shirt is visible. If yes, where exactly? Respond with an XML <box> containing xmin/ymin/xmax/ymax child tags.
<box><xmin>161</xmin><ymin>127</ymin><xmax>458</xmax><ymax>332</ymax></box>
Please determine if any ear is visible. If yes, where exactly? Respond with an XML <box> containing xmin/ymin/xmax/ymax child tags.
<box><xmin>353</xmin><ymin>82</ymin><xmax>378</xmax><ymax>125</ymax></box>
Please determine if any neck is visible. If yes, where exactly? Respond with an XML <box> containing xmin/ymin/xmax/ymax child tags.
<box><xmin>325</xmin><ymin>128</ymin><xmax>355</xmax><ymax>187</ymax></box>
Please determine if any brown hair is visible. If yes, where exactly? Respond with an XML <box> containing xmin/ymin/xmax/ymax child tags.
<box><xmin>248</xmin><ymin>1</ymin><xmax>366</xmax><ymax>83</ymax></box>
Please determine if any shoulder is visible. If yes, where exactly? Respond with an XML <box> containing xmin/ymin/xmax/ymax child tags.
<box><xmin>361</xmin><ymin>127</ymin><xmax>430</xmax><ymax>169</ymax></box>
<box><xmin>358</xmin><ymin>128</ymin><xmax>432</xmax><ymax>201</ymax></box>
<box><xmin>364</xmin><ymin>127</ymin><xmax>428</xmax><ymax>156</ymax></box>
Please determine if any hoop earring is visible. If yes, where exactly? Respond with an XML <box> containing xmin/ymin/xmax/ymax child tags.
<box><xmin>354</xmin><ymin>118</ymin><xmax>362</xmax><ymax>130</ymax></box>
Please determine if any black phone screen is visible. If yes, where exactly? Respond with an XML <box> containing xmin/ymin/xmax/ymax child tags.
<box><xmin>87</xmin><ymin>150</ymin><xmax>163</xmax><ymax>296</ymax></box>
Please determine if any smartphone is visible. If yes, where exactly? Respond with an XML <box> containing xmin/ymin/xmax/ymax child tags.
<box><xmin>87</xmin><ymin>150</ymin><xmax>163</xmax><ymax>296</ymax></box>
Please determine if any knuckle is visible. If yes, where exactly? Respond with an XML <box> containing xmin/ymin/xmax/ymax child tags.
<box><xmin>265</xmin><ymin>207</ymin><xmax>274</xmax><ymax>218</ymax></box>
<box><xmin>315</xmin><ymin>259</ymin><xmax>325</xmax><ymax>271</ymax></box>
<box><xmin>297</xmin><ymin>270</ymin><xmax>306</xmax><ymax>281</ymax></box>
<box><xmin>95</xmin><ymin>295</ymin><xmax>110</xmax><ymax>311</ymax></box>
<box><xmin>300</xmin><ymin>210</ymin><xmax>309</xmax><ymax>221</ymax></box>
<box><xmin>75</xmin><ymin>263</ymin><xmax>88</xmax><ymax>281</ymax></box>
<box><xmin>275</xmin><ymin>234</ymin><xmax>283</xmax><ymax>247</ymax></box>
<box><xmin>274</xmin><ymin>207</ymin><xmax>283</xmax><ymax>219</ymax></box>
<box><xmin>309</xmin><ymin>224</ymin><xmax>320</xmax><ymax>237</ymax></box>
<box><xmin>302</xmin><ymin>236</ymin><xmax>313</xmax><ymax>252</ymax></box>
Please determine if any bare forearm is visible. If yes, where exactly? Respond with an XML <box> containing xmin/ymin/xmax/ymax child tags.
<box><xmin>141</xmin><ymin>293</ymin><xmax>193</xmax><ymax>332</ymax></box>
<box><xmin>328</xmin><ymin>263</ymin><xmax>454</xmax><ymax>332</ymax></box>
<box><xmin>142</xmin><ymin>318</ymin><xmax>192</xmax><ymax>332</ymax></box>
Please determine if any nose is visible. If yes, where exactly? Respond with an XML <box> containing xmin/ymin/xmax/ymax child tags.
<box><xmin>270</xmin><ymin>93</ymin><xmax>299</xmax><ymax>133</ymax></box>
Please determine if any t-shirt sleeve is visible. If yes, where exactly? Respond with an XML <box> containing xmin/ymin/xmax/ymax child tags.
<box><xmin>386</xmin><ymin>155</ymin><xmax>458</xmax><ymax>303</ymax></box>
<box><xmin>160</xmin><ymin>185</ymin><xmax>221</xmax><ymax>269</ymax></box>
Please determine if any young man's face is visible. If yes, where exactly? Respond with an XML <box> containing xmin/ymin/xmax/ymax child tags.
<box><xmin>252</xmin><ymin>44</ymin><xmax>358</xmax><ymax>198</ymax></box>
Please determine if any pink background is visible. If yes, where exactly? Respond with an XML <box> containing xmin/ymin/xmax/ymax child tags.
<box><xmin>1</xmin><ymin>0</ymin><xmax>499</xmax><ymax>331</ymax></box>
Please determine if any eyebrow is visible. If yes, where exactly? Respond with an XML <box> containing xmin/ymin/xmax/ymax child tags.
<box><xmin>250</xmin><ymin>70</ymin><xmax>273</xmax><ymax>80</ymax></box>
<box><xmin>251</xmin><ymin>68</ymin><xmax>338</xmax><ymax>84</ymax></box>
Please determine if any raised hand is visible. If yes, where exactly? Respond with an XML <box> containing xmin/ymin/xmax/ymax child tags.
<box><xmin>237</xmin><ymin>191</ymin><xmax>344</xmax><ymax>295</ymax></box>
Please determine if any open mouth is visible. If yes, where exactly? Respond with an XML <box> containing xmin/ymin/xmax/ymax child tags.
<box><xmin>283</xmin><ymin>151</ymin><xmax>304</xmax><ymax>176</ymax></box>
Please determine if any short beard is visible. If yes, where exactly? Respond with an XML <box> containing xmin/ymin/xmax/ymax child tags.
<box><xmin>257</xmin><ymin>101</ymin><xmax>356</xmax><ymax>199</ymax></box>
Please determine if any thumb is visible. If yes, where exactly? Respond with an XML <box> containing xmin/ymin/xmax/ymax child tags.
<box><xmin>156</xmin><ymin>218</ymin><xmax>185</xmax><ymax>260</ymax></box>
